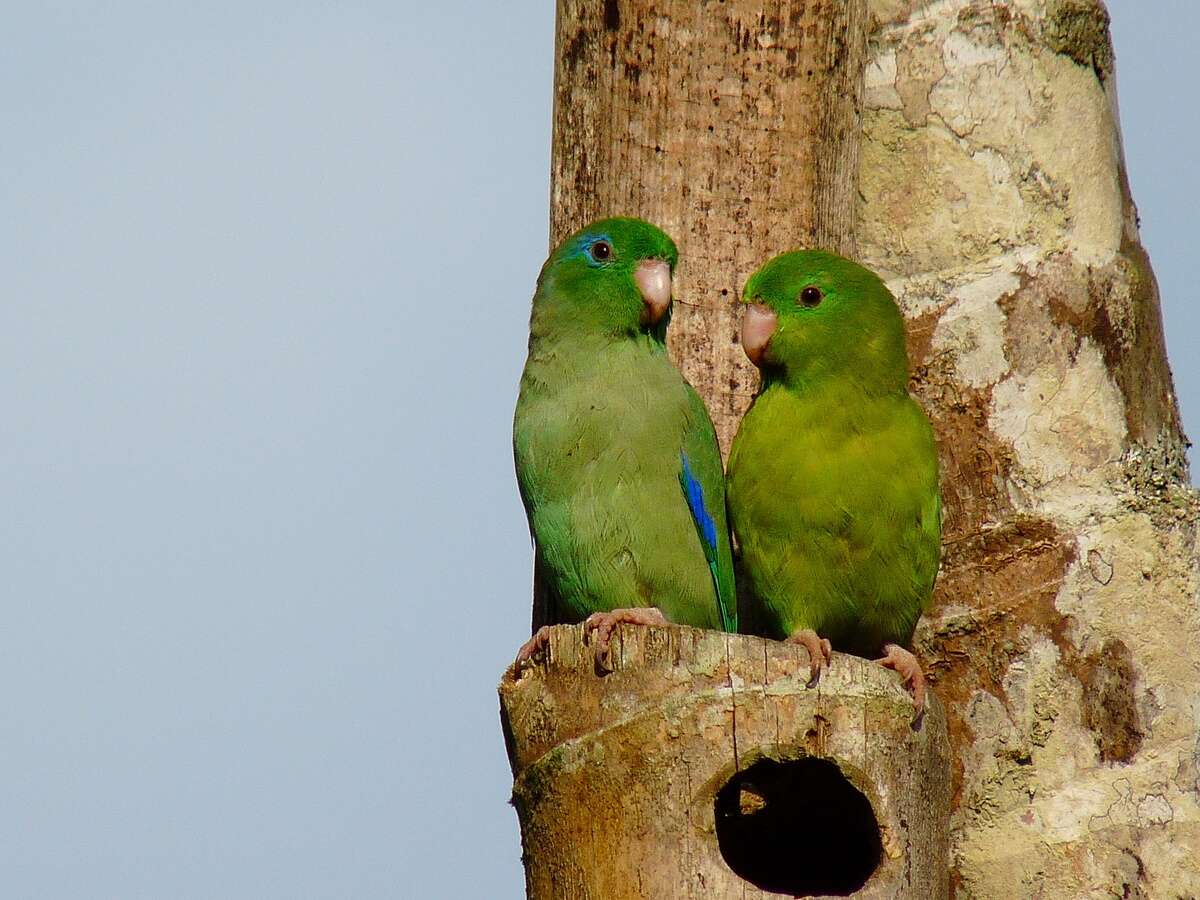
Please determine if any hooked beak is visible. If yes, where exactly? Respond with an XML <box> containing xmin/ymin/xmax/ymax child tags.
<box><xmin>741</xmin><ymin>303</ymin><xmax>778</xmax><ymax>367</ymax></box>
<box><xmin>635</xmin><ymin>259</ymin><xmax>672</xmax><ymax>324</ymax></box>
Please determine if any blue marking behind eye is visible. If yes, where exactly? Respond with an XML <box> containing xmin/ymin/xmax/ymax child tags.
<box><xmin>576</xmin><ymin>232</ymin><xmax>614</xmax><ymax>267</ymax></box>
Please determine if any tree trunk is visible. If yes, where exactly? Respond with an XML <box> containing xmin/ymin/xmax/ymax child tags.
<box><xmin>858</xmin><ymin>1</ymin><xmax>1198</xmax><ymax>897</ymax></box>
<box><xmin>508</xmin><ymin>0</ymin><xmax>1200</xmax><ymax>897</ymax></box>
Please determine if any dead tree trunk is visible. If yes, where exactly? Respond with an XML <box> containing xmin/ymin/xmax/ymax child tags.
<box><xmin>505</xmin><ymin>0</ymin><xmax>1200</xmax><ymax>897</ymax></box>
<box><xmin>859</xmin><ymin>2</ymin><xmax>1198</xmax><ymax>897</ymax></box>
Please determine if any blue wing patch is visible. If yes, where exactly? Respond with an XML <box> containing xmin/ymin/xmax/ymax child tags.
<box><xmin>679</xmin><ymin>452</ymin><xmax>735</xmax><ymax>633</ymax></box>
<box><xmin>680</xmin><ymin>453</ymin><xmax>718</xmax><ymax>551</ymax></box>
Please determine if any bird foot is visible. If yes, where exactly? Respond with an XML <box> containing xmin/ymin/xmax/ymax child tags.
<box><xmin>876</xmin><ymin>643</ymin><xmax>926</xmax><ymax>728</ymax></box>
<box><xmin>514</xmin><ymin>625</ymin><xmax>554</xmax><ymax>669</ymax></box>
<box><xmin>785</xmin><ymin>628</ymin><xmax>832</xmax><ymax>687</ymax></box>
<box><xmin>583</xmin><ymin>607</ymin><xmax>667</xmax><ymax>671</ymax></box>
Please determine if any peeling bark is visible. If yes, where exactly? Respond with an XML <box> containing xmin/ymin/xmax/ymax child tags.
<box><xmin>862</xmin><ymin>2</ymin><xmax>1200</xmax><ymax>896</ymax></box>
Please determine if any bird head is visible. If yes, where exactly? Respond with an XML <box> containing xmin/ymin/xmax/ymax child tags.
<box><xmin>739</xmin><ymin>250</ymin><xmax>910</xmax><ymax>393</ymax></box>
<box><xmin>533</xmin><ymin>217</ymin><xmax>679</xmax><ymax>340</ymax></box>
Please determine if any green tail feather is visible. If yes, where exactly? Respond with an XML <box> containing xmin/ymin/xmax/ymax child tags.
<box><xmin>709</xmin><ymin>560</ymin><xmax>735</xmax><ymax>634</ymax></box>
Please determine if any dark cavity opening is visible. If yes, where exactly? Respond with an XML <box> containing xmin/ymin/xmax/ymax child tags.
<box><xmin>715</xmin><ymin>756</ymin><xmax>882</xmax><ymax>897</ymax></box>
<box><xmin>602</xmin><ymin>0</ymin><xmax>620</xmax><ymax>31</ymax></box>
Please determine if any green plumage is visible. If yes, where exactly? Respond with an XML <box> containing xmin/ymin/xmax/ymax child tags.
<box><xmin>513</xmin><ymin>217</ymin><xmax>736</xmax><ymax>633</ymax></box>
<box><xmin>727</xmin><ymin>251</ymin><xmax>940</xmax><ymax>657</ymax></box>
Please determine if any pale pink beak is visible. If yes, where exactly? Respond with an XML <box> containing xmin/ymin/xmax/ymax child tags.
<box><xmin>741</xmin><ymin>303</ymin><xmax>778</xmax><ymax>366</ymax></box>
<box><xmin>635</xmin><ymin>259</ymin><xmax>672</xmax><ymax>324</ymax></box>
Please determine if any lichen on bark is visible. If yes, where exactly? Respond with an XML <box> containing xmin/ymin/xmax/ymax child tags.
<box><xmin>862</xmin><ymin>1</ymin><xmax>1200</xmax><ymax>895</ymax></box>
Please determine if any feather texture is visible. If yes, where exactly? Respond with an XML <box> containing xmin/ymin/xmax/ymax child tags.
<box><xmin>679</xmin><ymin>452</ymin><xmax>718</xmax><ymax>550</ymax></box>
<box><xmin>514</xmin><ymin>218</ymin><xmax>736</xmax><ymax>634</ymax></box>
<box><xmin>728</xmin><ymin>250</ymin><xmax>940</xmax><ymax>655</ymax></box>
<box><xmin>679</xmin><ymin>452</ymin><xmax>735</xmax><ymax>632</ymax></box>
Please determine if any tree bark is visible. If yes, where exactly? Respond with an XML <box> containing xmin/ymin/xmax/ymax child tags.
<box><xmin>858</xmin><ymin>2</ymin><xmax>1199</xmax><ymax>896</ymax></box>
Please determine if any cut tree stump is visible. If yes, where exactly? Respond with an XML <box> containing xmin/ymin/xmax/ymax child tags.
<box><xmin>500</xmin><ymin>624</ymin><xmax>950</xmax><ymax>899</ymax></box>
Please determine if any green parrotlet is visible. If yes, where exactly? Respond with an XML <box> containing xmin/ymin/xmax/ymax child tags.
<box><xmin>727</xmin><ymin>250</ymin><xmax>940</xmax><ymax>716</ymax></box>
<box><xmin>512</xmin><ymin>217</ymin><xmax>736</xmax><ymax>666</ymax></box>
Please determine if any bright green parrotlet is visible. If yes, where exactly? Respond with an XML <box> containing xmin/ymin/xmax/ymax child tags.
<box><xmin>727</xmin><ymin>250</ymin><xmax>940</xmax><ymax>715</ymax></box>
<box><xmin>513</xmin><ymin>217</ymin><xmax>736</xmax><ymax>666</ymax></box>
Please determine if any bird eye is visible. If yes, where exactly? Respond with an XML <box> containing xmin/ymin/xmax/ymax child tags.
<box><xmin>589</xmin><ymin>240</ymin><xmax>613</xmax><ymax>262</ymax></box>
<box><xmin>798</xmin><ymin>286</ymin><xmax>823</xmax><ymax>307</ymax></box>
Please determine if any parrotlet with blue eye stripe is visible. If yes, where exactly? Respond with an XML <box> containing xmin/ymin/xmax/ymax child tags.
<box><xmin>513</xmin><ymin>217</ymin><xmax>736</xmax><ymax>668</ymax></box>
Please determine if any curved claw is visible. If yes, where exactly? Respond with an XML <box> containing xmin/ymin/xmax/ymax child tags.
<box><xmin>514</xmin><ymin>625</ymin><xmax>554</xmax><ymax>668</ymax></box>
<box><xmin>876</xmin><ymin>643</ymin><xmax>926</xmax><ymax>728</ymax></box>
<box><xmin>786</xmin><ymin>628</ymin><xmax>833</xmax><ymax>687</ymax></box>
<box><xmin>583</xmin><ymin>607</ymin><xmax>668</xmax><ymax>671</ymax></box>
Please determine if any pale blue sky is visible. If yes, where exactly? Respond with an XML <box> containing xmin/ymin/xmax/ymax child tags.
<box><xmin>0</xmin><ymin>3</ymin><xmax>1191</xmax><ymax>898</ymax></box>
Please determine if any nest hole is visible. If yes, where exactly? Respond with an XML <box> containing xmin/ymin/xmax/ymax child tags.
<box><xmin>714</xmin><ymin>756</ymin><xmax>882</xmax><ymax>897</ymax></box>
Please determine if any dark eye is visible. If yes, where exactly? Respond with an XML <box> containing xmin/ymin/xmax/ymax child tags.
<box><xmin>798</xmin><ymin>285</ymin><xmax>823</xmax><ymax>307</ymax></box>
<box><xmin>589</xmin><ymin>240</ymin><xmax>613</xmax><ymax>262</ymax></box>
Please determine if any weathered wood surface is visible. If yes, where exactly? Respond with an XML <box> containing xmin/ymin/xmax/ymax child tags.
<box><xmin>501</xmin><ymin>625</ymin><xmax>951</xmax><ymax>899</ymax></box>
<box><xmin>858</xmin><ymin>2</ymin><xmax>1198</xmax><ymax>896</ymax></box>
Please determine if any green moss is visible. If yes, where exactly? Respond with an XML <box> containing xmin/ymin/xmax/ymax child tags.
<box><xmin>514</xmin><ymin>745</ymin><xmax>568</xmax><ymax>809</ymax></box>
<box><xmin>1047</xmin><ymin>1</ymin><xmax>1114</xmax><ymax>82</ymax></box>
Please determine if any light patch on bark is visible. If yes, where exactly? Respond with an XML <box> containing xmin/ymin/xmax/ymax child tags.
<box><xmin>1001</xmin><ymin>632</ymin><xmax>1074</xmax><ymax>756</ymax></box>
<box><xmin>1057</xmin><ymin>516</ymin><xmax>1200</xmax><ymax>743</ymax></box>
<box><xmin>859</xmin><ymin>113</ymin><xmax>1028</xmax><ymax>276</ymax></box>
<box><xmin>929</xmin><ymin>28</ymin><xmax>1034</xmax><ymax>144</ymax></box>
<box><xmin>863</xmin><ymin>1</ymin><xmax>1194</xmax><ymax>895</ymax></box>
<box><xmin>990</xmin><ymin>338</ymin><xmax>1126</xmax><ymax>484</ymax></box>
<box><xmin>1026</xmin><ymin>57</ymin><xmax>1124</xmax><ymax>265</ymax></box>
<box><xmin>932</xmin><ymin>266</ymin><xmax>1018</xmax><ymax>388</ymax></box>
<box><xmin>865</xmin><ymin>51</ymin><xmax>903</xmax><ymax>110</ymax></box>
<box><xmin>866</xmin><ymin>0</ymin><xmax>1126</xmax><ymax>275</ymax></box>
